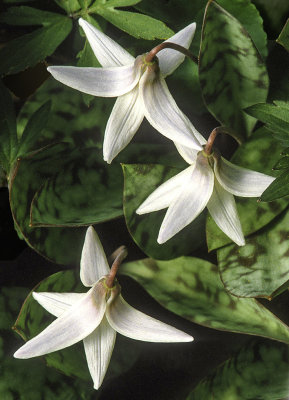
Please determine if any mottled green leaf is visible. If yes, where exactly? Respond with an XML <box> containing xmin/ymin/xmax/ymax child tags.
<box><xmin>261</xmin><ymin>169</ymin><xmax>289</xmax><ymax>201</ymax></box>
<box><xmin>0</xmin><ymin>16</ymin><xmax>72</xmax><ymax>76</ymax></box>
<box><xmin>14</xmin><ymin>270</ymin><xmax>140</xmax><ymax>384</ymax></box>
<box><xmin>0</xmin><ymin>6</ymin><xmax>66</xmax><ymax>25</ymax></box>
<box><xmin>95</xmin><ymin>6</ymin><xmax>174</xmax><ymax>39</ymax></box>
<box><xmin>218</xmin><ymin>208</ymin><xmax>289</xmax><ymax>298</ymax></box>
<box><xmin>246</xmin><ymin>101</ymin><xmax>289</xmax><ymax>143</ymax></box>
<box><xmin>121</xmin><ymin>257</ymin><xmax>289</xmax><ymax>343</ymax></box>
<box><xmin>206</xmin><ymin>128</ymin><xmax>288</xmax><ymax>251</ymax></box>
<box><xmin>30</xmin><ymin>148</ymin><xmax>123</xmax><ymax>227</ymax></box>
<box><xmin>273</xmin><ymin>156</ymin><xmax>289</xmax><ymax>170</ymax></box>
<box><xmin>277</xmin><ymin>18</ymin><xmax>289</xmax><ymax>52</ymax></box>
<box><xmin>9</xmin><ymin>144</ymin><xmax>87</xmax><ymax>264</ymax></box>
<box><xmin>17</xmin><ymin>101</ymin><xmax>51</xmax><ymax>158</ymax></box>
<box><xmin>199</xmin><ymin>1</ymin><xmax>269</xmax><ymax>139</ymax></box>
<box><xmin>0</xmin><ymin>81</ymin><xmax>17</xmax><ymax>173</ymax></box>
<box><xmin>188</xmin><ymin>340</ymin><xmax>289</xmax><ymax>400</ymax></box>
<box><xmin>122</xmin><ymin>163</ymin><xmax>206</xmax><ymax>260</ymax></box>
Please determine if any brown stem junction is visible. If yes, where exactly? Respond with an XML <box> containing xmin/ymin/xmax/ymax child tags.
<box><xmin>145</xmin><ymin>42</ymin><xmax>198</xmax><ymax>64</ymax></box>
<box><xmin>204</xmin><ymin>127</ymin><xmax>222</xmax><ymax>155</ymax></box>
<box><xmin>106</xmin><ymin>245</ymin><xmax>128</xmax><ymax>288</ymax></box>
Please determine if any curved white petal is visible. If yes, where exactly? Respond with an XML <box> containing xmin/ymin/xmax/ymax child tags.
<box><xmin>158</xmin><ymin>155</ymin><xmax>214</xmax><ymax>244</ymax></box>
<box><xmin>14</xmin><ymin>283</ymin><xmax>106</xmax><ymax>359</ymax></box>
<box><xmin>136</xmin><ymin>165</ymin><xmax>195</xmax><ymax>215</ymax></box>
<box><xmin>158</xmin><ymin>23</ymin><xmax>196</xmax><ymax>76</ymax></box>
<box><xmin>33</xmin><ymin>292</ymin><xmax>85</xmax><ymax>318</ymax></box>
<box><xmin>103</xmin><ymin>85</ymin><xmax>144</xmax><ymax>163</ymax></box>
<box><xmin>83</xmin><ymin>316</ymin><xmax>116</xmax><ymax>390</ymax></box>
<box><xmin>140</xmin><ymin>72</ymin><xmax>202</xmax><ymax>150</ymax></box>
<box><xmin>81</xmin><ymin>226</ymin><xmax>110</xmax><ymax>287</ymax></box>
<box><xmin>106</xmin><ymin>292</ymin><xmax>193</xmax><ymax>343</ymax></box>
<box><xmin>207</xmin><ymin>179</ymin><xmax>245</xmax><ymax>246</ymax></box>
<box><xmin>47</xmin><ymin>64</ymin><xmax>139</xmax><ymax>97</ymax></box>
<box><xmin>174</xmin><ymin>142</ymin><xmax>201</xmax><ymax>164</ymax></box>
<box><xmin>79</xmin><ymin>18</ymin><xmax>134</xmax><ymax>67</ymax></box>
<box><xmin>215</xmin><ymin>157</ymin><xmax>275</xmax><ymax>198</ymax></box>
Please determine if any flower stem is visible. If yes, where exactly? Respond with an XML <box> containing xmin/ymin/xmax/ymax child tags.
<box><xmin>145</xmin><ymin>42</ymin><xmax>198</xmax><ymax>64</ymax></box>
<box><xmin>204</xmin><ymin>127</ymin><xmax>222</xmax><ymax>155</ymax></box>
<box><xmin>106</xmin><ymin>246</ymin><xmax>128</xmax><ymax>288</ymax></box>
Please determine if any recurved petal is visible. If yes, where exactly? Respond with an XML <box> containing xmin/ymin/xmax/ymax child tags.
<box><xmin>79</xmin><ymin>18</ymin><xmax>135</xmax><ymax>68</ymax></box>
<box><xmin>140</xmin><ymin>72</ymin><xmax>202</xmax><ymax>150</ymax></box>
<box><xmin>174</xmin><ymin>142</ymin><xmax>202</xmax><ymax>165</ymax></box>
<box><xmin>83</xmin><ymin>316</ymin><xmax>116</xmax><ymax>390</ymax></box>
<box><xmin>136</xmin><ymin>165</ymin><xmax>195</xmax><ymax>215</ymax></box>
<box><xmin>157</xmin><ymin>155</ymin><xmax>214</xmax><ymax>244</ymax></box>
<box><xmin>207</xmin><ymin>179</ymin><xmax>245</xmax><ymax>246</ymax></box>
<box><xmin>103</xmin><ymin>85</ymin><xmax>144</xmax><ymax>163</ymax></box>
<box><xmin>215</xmin><ymin>157</ymin><xmax>275</xmax><ymax>197</ymax></box>
<box><xmin>14</xmin><ymin>283</ymin><xmax>107</xmax><ymax>359</ymax></box>
<box><xmin>158</xmin><ymin>22</ymin><xmax>196</xmax><ymax>76</ymax></box>
<box><xmin>47</xmin><ymin>64</ymin><xmax>139</xmax><ymax>97</ymax></box>
<box><xmin>33</xmin><ymin>292</ymin><xmax>85</xmax><ymax>318</ymax></box>
<box><xmin>106</xmin><ymin>291</ymin><xmax>193</xmax><ymax>343</ymax></box>
<box><xmin>80</xmin><ymin>226</ymin><xmax>110</xmax><ymax>287</ymax></box>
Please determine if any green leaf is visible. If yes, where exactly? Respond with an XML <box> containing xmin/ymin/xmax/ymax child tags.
<box><xmin>17</xmin><ymin>101</ymin><xmax>51</xmax><ymax>158</ymax></box>
<box><xmin>245</xmin><ymin>101</ymin><xmax>289</xmax><ymax>143</ymax></box>
<box><xmin>0</xmin><ymin>80</ymin><xmax>17</xmax><ymax>172</ymax></box>
<box><xmin>217</xmin><ymin>207</ymin><xmax>289</xmax><ymax>298</ymax></box>
<box><xmin>122</xmin><ymin>163</ymin><xmax>206</xmax><ymax>260</ymax></box>
<box><xmin>0</xmin><ymin>6</ymin><xmax>67</xmax><ymax>26</ymax></box>
<box><xmin>277</xmin><ymin>18</ymin><xmax>289</xmax><ymax>52</ymax></box>
<box><xmin>54</xmin><ymin>0</ymin><xmax>81</xmax><ymax>13</ymax></box>
<box><xmin>121</xmin><ymin>257</ymin><xmax>289</xmax><ymax>344</ymax></box>
<box><xmin>206</xmin><ymin>128</ymin><xmax>288</xmax><ymax>251</ymax></box>
<box><xmin>188</xmin><ymin>340</ymin><xmax>289</xmax><ymax>400</ymax></box>
<box><xmin>30</xmin><ymin>148</ymin><xmax>123</xmax><ymax>227</ymax></box>
<box><xmin>261</xmin><ymin>169</ymin><xmax>289</xmax><ymax>201</ymax></box>
<box><xmin>14</xmin><ymin>270</ymin><xmax>141</xmax><ymax>384</ymax></box>
<box><xmin>0</xmin><ymin>16</ymin><xmax>72</xmax><ymax>76</ymax></box>
<box><xmin>199</xmin><ymin>1</ymin><xmax>269</xmax><ymax>139</ymax></box>
<box><xmin>103</xmin><ymin>0</ymin><xmax>141</xmax><ymax>6</ymax></box>
<box><xmin>95</xmin><ymin>6</ymin><xmax>174</xmax><ymax>39</ymax></box>
<box><xmin>273</xmin><ymin>156</ymin><xmax>289</xmax><ymax>170</ymax></box>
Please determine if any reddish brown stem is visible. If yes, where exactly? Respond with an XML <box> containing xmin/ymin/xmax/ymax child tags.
<box><xmin>145</xmin><ymin>42</ymin><xmax>198</xmax><ymax>64</ymax></box>
<box><xmin>106</xmin><ymin>246</ymin><xmax>128</xmax><ymax>288</ymax></box>
<box><xmin>204</xmin><ymin>127</ymin><xmax>221</xmax><ymax>155</ymax></box>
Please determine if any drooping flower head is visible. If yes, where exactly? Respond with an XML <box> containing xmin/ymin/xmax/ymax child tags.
<box><xmin>48</xmin><ymin>19</ymin><xmax>203</xmax><ymax>163</ymax></box>
<box><xmin>14</xmin><ymin>227</ymin><xmax>193</xmax><ymax>389</ymax></box>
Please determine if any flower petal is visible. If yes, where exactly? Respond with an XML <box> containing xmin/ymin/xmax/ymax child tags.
<box><xmin>47</xmin><ymin>63</ymin><xmax>139</xmax><ymax>97</ymax></box>
<box><xmin>81</xmin><ymin>226</ymin><xmax>110</xmax><ymax>287</ymax></box>
<box><xmin>207</xmin><ymin>179</ymin><xmax>245</xmax><ymax>246</ymax></box>
<box><xmin>33</xmin><ymin>292</ymin><xmax>85</xmax><ymax>317</ymax></box>
<box><xmin>158</xmin><ymin>23</ymin><xmax>196</xmax><ymax>76</ymax></box>
<box><xmin>140</xmin><ymin>72</ymin><xmax>202</xmax><ymax>150</ymax></box>
<box><xmin>14</xmin><ymin>283</ymin><xmax>106</xmax><ymax>359</ymax></box>
<box><xmin>174</xmin><ymin>142</ymin><xmax>202</xmax><ymax>165</ymax></box>
<box><xmin>83</xmin><ymin>316</ymin><xmax>116</xmax><ymax>390</ymax></box>
<box><xmin>106</xmin><ymin>292</ymin><xmax>193</xmax><ymax>343</ymax></box>
<box><xmin>157</xmin><ymin>155</ymin><xmax>214</xmax><ymax>244</ymax></box>
<box><xmin>136</xmin><ymin>165</ymin><xmax>195</xmax><ymax>215</ymax></box>
<box><xmin>215</xmin><ymin>157</ymin><xmax>275</xmax><ymax>197</ymax></box>
<box><xmin>103</xmin><ymin>85</ymin><xmax>144</xmax><ymax>163</ymax></box>
<box><xmin>79</xmin><ymin>18</ymin><xmax>135</xmax><ymax>68</ymax></box>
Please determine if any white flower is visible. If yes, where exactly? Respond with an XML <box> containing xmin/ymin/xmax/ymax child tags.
<box><xmin>47</xmin><ymin>18</ymin><xmax>203</xmax><ymax>163</ymax></box>
<box><xmin>14</xmin><ymin>226</ymin><xmax>193</xmax><ymax>389</ymax></box>
<box><xmin>136</xmin><ymin>143</ymin><xmax>275</xmax><ymax>246</ymax></box>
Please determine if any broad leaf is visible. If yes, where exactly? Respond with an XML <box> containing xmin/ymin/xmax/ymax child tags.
<box><xmin>122</xmin><ymin>163</ymin><xmax>206</xmax><ymax>260</ymax></box>
<box><xmin>217</xmin><ymin>207</ymin><xmax>289</xmax><ymax>298</ymax></box>
<box><xmin>273</xmin><ymin>156</ymin><xmax>289</xmax><ymax>170</ymax></box>
<box><xmin>30</xmin><ymin>148</ymin><xmax>123</xmax><ymax>226</ymax></box>
<box><xmin>54</xmin><ymin>0</ymin><xmax>81</xmax><ymax>13</ymax></box>
<box><xmin>121</xmin><ymin>257</ymin><xmax>289</xmax><ymax>344</ymax></box>
<box><xmin>0</xmin><ymin>6</ymin><xmax>67</xmax><ymax>25</ymax></box>
<box><xmin>188</xmin><ymin>340</ymin><xmax>289</xmax><ymax>400</ymax></box>
<box><xmin>0</xmin><ymin>16</ymin><xmax>72</xmax><ymax>76</ymax></box>
<box><xmin>277</xmin><ymin>18</ymin><xmax>289</xmax><ymax>52</ymax></box>
<box><xmin>95</xmin><ymin>6</ymin><xmax>174</xmax><ymax>39</ymax></box>
<box><xmin>199</xmin><ymin>1</ymin><xmax>269</xmax><ymax>139</ymax></box>
<box><xmin>206</xmin><ymin>128</ymin><xmax>288</xmax><ymax>251</ymax></box>
<box><xmin>261</xmin><ymin>169</ymin><xmax>289</xmax><ymax>201</ymax></box>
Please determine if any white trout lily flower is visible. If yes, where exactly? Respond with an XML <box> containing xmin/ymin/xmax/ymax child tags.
<box><xmin>47</xmin><ymin>18</ymin><xmax>203</xmax><ymax>163</ymax></box>
<box><xmin>14</xmin><ymin>226</ymin><xmax>193</xmax><ymax>389</ymax></box>
<box><xmin>136</xmin><ymin>140</ymin><xmax>275</xmax><ymax>246</ymax></box>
